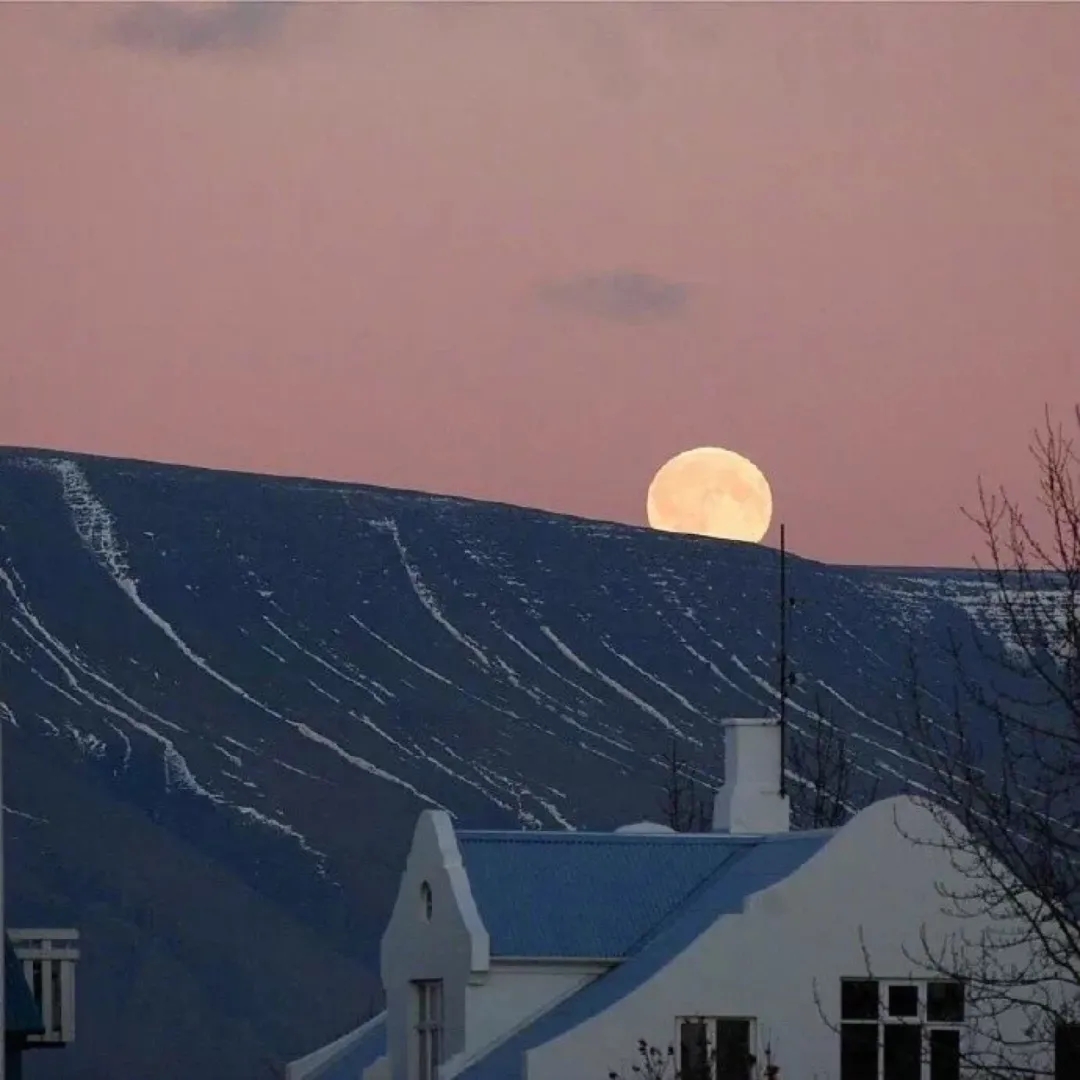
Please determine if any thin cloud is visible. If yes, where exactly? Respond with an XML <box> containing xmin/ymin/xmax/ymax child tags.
<box><xmin>538</xmin><ymin>272</ymin><xmax>690</xmax><ymax>324</ymax></box>
<box><xmin>106</xmin><ymin>2</ymin><xmax>289</xmax><ymax>56</ymax></box>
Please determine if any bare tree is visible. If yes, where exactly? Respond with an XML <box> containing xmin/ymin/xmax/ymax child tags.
<box><xmin>894</xmin><ymin>405</ymin><xmax>1080</xmax><ymax>1077</ymax></box>
<box><xmin>658</xmin><ymin>737</ymin><xmax>712</xmax><ymax>833</ymax></box>
<box><xmin>780</xmin><ymin>530</ymin><xmax>878</xmax><ymax>831</ymax></box>
<box><xmin>788</xmin><ymin>692</ymin><xmax>879</xmax><ymax>830</ymax></box>
<box><xmin>659</xmin><ymin>697</ymin><xmax>877</xmax><ymax>834</ymax></box>
<box><xmin>608</xmin><ymin>1026</ymin><xmax>780</xmax><ymax>1080</ymax></box>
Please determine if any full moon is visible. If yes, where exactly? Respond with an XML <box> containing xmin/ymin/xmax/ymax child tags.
<box><xmin>646</xmin><ymin>447</ymin><xmax>773</xmax><ymax>543</ymax></box>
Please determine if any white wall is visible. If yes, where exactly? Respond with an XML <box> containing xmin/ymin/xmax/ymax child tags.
<box><xmin>526</xmin><ymin>796</ymin><xmax>1057</xmax><ymax>1080</ymax></box>
<box><xmin>381</xmin><ymin>812</ymin><xmax>489</xmax><ymax>1080</ymax></box>
<box><xmin>463</xmin><ymin>962</ymin><xmax>610</xmax><ymax>1065</ymax></box>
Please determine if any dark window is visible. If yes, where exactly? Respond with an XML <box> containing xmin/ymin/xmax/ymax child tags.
<box><xmin>842</xmin><ymin>980</ymin><xmax>880</xmax><ymax>1021</ymax></box>
<box><xmin>1056</xmin><ymin>1023</ymin><xmax>1080</xmax><ymax>1080</ymax></box>
<box><xmin>888</xmin><ymin>985</ymin><xmax>919</xmax><ymax>1018</ymax></box>
<box><xmin>926</xmin><ymin>981</ymin><xmax>965</xmax><ymax>1023</ymax></box>
<box><xmin>430</xmin><ymin>1026</ymin><xmax>442</xmax><ymax>1076</ymax></box>
<box><xmin>884</xmin><ymin>1024</ymin><xmax>921</xmax><ymax>1080</ymax></box>
<box><xmin>680</xmin><ymin>1020</ymin><xmax>711</xmax><ymax>1080</ymax></box>
<box><xmin>930</xmin><ymin>1028</ymin><xmax>960</xmax><ymax>1080</ymax></box>
<box><xmin>841</xmin><ymin>1023</ymin><xmax>878</xmax><ymax>1080</ymax></box>
<box><xmin>51</xmin><ymin>963</ymin><xmax>63</xmax><ymax>1031</ymax></box>
<box><xmin>414</xmin><ymin>980</ymin><xmax>443</xmax><ymax>1080</ymax></box>
<box><xmin>714</xmin><ymin>1019</ymin><xmax>753</xmax><ymax>1080</ymax></box>
<box><xmin>31</xmin><ymin>961</ymin><xmax>42</xmax><ymax>1006</ymax></box>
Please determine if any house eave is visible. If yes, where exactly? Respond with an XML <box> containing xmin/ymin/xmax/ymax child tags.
<box><xmin>283</xmin><ymin>1010</ymin><xmax>386</xmax><ymax>1080</ymax></box>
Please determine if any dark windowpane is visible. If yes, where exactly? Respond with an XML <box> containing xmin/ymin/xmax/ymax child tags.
<box><xmin>51</xmin><ymin>963</ymin><xmax>63</xmax><ymax>1031</ymax></box>
<box><xmin>927</xmin><ymin>981</ymin><xmax>965</xmax><ymax>1023</ymax></box>
<box><xmin>842</xmin><ymin>980</ymin><xmax>880</xmax><ymax>1021</ymax></box>
<box><xmin>930</xmin><ymin>1028</ymin><xmax>960</xmax><ymax>1080</ymax></box>
<box><xmin>418</xmin><ymin>1029</ymin><xmax>429</xmax><ymax>1080</ymax></box>
<box><xmin>715</xmin><ymin>1019</ymin><xmax>752</xmax><ymax>1080</ymax></box>
<box><xmin>888</xmin><ymin>985</ymin><xmax>919</xmax><ymax>1018</ymax></box>
<box><xmin>31</xmin><ymin>962</ymin><xmax>42</xmax><ymax>1005</ymax></box>
<box><xmin>841</xmin><ymin>1023</ymin><xmax>878</xmax><ymax>1080</ymax></box>
<box><xmin>680</xmin><ymin>1020</ymin><xmax>711</xmax><ymax>1080</ymax></box>
<box><xmin>884</xmin><ymin>1024</ymin><xmax>921</xmax><ymax>1080</ymax></box>
<box><xmin>1056</xmin><ymin>1023</ymin><xmax>1080</xmax><ymax>1080</ymax></box>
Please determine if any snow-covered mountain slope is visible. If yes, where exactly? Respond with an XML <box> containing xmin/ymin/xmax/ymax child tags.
<box><xmin>0</xmin><ymin>449</ymin><xmax>1017</xmax><ymax>1080</ymax></box>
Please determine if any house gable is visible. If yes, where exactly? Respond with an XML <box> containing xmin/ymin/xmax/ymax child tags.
<box><xmin>381</xmin><ymin>810</ymin><xmax>490</xmax><ymax>1080</ymax></box>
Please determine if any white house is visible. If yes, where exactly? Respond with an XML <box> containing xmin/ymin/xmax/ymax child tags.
<box><xmin>286</xmin><ymin>717</ymin><xmax>1078</xmax><ymax>1080</ymax></box>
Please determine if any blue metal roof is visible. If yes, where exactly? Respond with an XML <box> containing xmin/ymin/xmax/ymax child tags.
<box><xmin>5</xmin><ymin>932</ymin><xmax>45</xmax><ymax>1037</ymax></box>
<box><xmin>457</xmin><ymin>830</ymin><xmax>765</xmax><ymax>959</ymax></box>
<box><xmin>308</xmin><ymin>1012</ymin><xmax>386</xmax><ymax>1080</ymax></box>
<box><xmin>455</xmin><ymin>829</ymin><xmax>832</xmax><ymax>1080</ymax></box>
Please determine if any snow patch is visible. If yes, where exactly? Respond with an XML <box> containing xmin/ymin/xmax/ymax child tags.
<box><xmin>539</xmin><ymin>625</ymin><xmax>687</xmax><ymax>737</ymax></box>
<box><xmin>372</xmin><ymin>517</ymin><xmax>491</xmax><ymax>669</ymax></box>
<box><xmin>43</xmin><ymin>460</ymin><xmax>445</xmax><ymax>810</ymax></box>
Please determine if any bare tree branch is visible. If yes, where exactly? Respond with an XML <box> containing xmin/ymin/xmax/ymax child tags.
<box><xmin>894</xmin><ymin>405</ymin><xmax>1080</xmax><ymax>1078</ymax></box>
<box><xmin>658</xmin><ymin>737</ymin><xmax>712</xmax><ymax>833</ymax></box>
<box><xmin>788</xmin><ymin>693</ymin><xmax>879</xmax><ymax>830</ymax></box>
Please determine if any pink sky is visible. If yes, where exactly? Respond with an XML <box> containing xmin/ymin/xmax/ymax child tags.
<box><xmin>2</xmin><ymin>3</ymin><xmax>1077</xmax><ymax>566</ymax></box>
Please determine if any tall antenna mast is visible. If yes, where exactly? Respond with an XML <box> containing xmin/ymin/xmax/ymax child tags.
<box><xmin>778</xmin><ymin>523</ymin><xmax>788</xmax><ymax>798</ymax></box>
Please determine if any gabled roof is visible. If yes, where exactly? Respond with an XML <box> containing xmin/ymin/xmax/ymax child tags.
<box><xmin>5</xmin><ymin>932</ymin><xmax>45</xmax><ymax>1037</ymax></box>
<box><xmin>456</xmin><ymin>829</ymin><xmax>825</xmax><ymax>960</ymax></box>
<box><xmin>454</xmin><ymin>829</ymin><xmax>832</xmax><ymax>1080</ymax></box>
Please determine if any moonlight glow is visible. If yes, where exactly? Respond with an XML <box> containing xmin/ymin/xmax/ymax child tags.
<box><xmin>646</xmin><ymin>447</ymin><xmax>773</xmax><ymax>543</ymax></box>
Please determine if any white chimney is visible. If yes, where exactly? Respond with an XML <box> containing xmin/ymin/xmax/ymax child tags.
<box><xmin>712</xmin><ymin>718</ymin><xmax>791</xmax><ymax>835</ymax></box>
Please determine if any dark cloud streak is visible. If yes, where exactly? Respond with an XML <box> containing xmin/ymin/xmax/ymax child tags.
<box><xmin>538</xmin><ymin>271</ymin><xmax>690</xmax><ymax>324</ymax></box>
<box><xmin>106</xmin><ymin>2</ymin><xmax>289</xmax><ymax>56</ymax></box>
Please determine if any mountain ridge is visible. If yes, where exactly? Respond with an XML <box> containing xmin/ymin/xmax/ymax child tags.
<box><xmin>0</xmin><ymin>444</ymin><xmax>767</xmax><ymax>548</ymax></box>
<box><xmin>0</xmin><ymin>447</ymin><xmax>1006</xmax><ymax>1079</ymax></box>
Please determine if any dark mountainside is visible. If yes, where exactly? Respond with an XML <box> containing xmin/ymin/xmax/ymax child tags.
<box><xmin>0</xmin><ymin>449</ymin><xmax>1011</xmax><ymax>1080</ymax></box>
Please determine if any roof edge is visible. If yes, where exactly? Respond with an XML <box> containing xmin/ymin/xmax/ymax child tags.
<box><xmin>284</xmin><ymin>1011</ymin><xmax>386</xmax><ymax>1080</ymax></box>
<box><xmin>456</xmin><ymin>828</ymin><xmax>837</xmax><ymax>843</ymax></box>
<box><xmin>429</xmin><ymin>810</ymin><xmax>492</xmax><ymax>975</ymax></box>
<box><xmin>492</xmin><ymin>955</ymin><xmax>622</xmax><ymax>965</ymax></box>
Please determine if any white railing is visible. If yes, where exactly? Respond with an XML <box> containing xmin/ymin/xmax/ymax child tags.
<box><xmin>8</xmin><ymin>928</ymin><xmax>80</xmax><ymax>1045</ymax></box>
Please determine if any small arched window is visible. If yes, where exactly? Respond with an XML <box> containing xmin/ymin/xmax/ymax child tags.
<box><xmin>420</xmin><ymin>880</ymin><xmax>433</xmax><ymax>921</ymax></box>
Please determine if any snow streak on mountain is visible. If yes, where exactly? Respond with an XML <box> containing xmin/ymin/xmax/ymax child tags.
<box><xmin>0</xmin><ymin>450</ymin><xmax>1016</xmax><ymax>1080</ymax></box>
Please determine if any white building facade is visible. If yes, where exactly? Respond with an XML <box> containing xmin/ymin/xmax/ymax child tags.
<box><xmin>287</xmin><ymin>718</ymin><xmax>1078</xmax><ymax>1080</ymax></box>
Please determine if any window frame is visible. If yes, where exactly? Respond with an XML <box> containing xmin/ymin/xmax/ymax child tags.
<box><xmin>839</xmin><ymin>978</ymin><xmax>965</xmax><ymax>1080</ymax></box>
<box><xmin>1056</xmin><ymin>1021</ymin><xmax>1080</xmax><ymax>1080</ymax></box>
<box><xmin>413</xmin><ymin>979</ymin><xmax>444</xmax><ymax>1080</ymax></box>
<box><xmin>675</xmin><ymin>1015</ymin><xmax>757</xmax><ymax>1080</ymax></box>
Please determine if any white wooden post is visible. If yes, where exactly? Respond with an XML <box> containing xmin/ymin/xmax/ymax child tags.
<box><xmin>9</xmin><ymin>931</ymin><xmax>80</xmax><ymax>1045</ymax></box>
